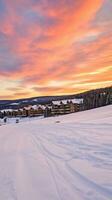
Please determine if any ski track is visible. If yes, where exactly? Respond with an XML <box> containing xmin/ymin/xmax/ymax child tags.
<box><xmin>0</xmin><ymin>106</ymin><xmax>112</xmax><ymax>200</ymax></box>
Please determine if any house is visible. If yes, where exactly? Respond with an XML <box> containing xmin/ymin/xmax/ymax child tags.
<box><xmin>51</xmin><ymin>99</ymin><xmax>83</xmax><ymax>116</ymax></box>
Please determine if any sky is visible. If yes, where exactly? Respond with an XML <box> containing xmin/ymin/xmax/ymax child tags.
<box><xmin>0</xmin><ymin>0</ymin><xmax>112</xmax><ymax>100</ymax></box>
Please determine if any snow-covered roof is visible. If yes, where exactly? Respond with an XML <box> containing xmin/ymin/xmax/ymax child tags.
<box><xmin>32</xmin><ymin>105</ymin><xmax>46</xmax><ymax>110</ymax></box>
<box><xmin>52</xmin><ymin>98</ymin><xmax>83</xmax><ymax>105</ymax></box>
<box><xmin>0</xmin><ymin>104</ymin><xmax>46</xmax><ymax>113</ymax></box>
<box><xmin>0</xmin><ymin>109</ymin><xmax>13</xmax><ymax>112</ymax></box>
<box><xmin>39</xmin><ymin>105</ymin><xmax>46</xmax><ymax>110</ymax></box>
<box><xmin>71</xmin><ymin>99</ymin><xmax>83</xmax><ymax>104</ymax></box>
<box><xmin>24</xmin><ymin>105</ymin><xmax>32</xmax><ymax>110</ymax></box>
<box><xmin>52</xmin><ymin>101</ymin><xmax>61</xmax><ymax>105</ymax></box>
<box><xmin>19</xmin><ymin>109</ymin><xmax>24</xmax><ymax>111</ymax></box>
<box><xmin>32</xmin><ymin>105</ymin><xmax>38</xmax><ymax>110</ymax></box>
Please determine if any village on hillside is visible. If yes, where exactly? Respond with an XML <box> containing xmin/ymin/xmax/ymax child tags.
<box><xmin>0</xmin><ymin>87</ymin><xmax>112</xmax><ymax>121</ymax></box>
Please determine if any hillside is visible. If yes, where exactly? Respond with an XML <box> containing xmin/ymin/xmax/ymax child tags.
<box><xmin>0</xmin><ymin>86</ymin><xmax>111</xmax><ymax>110</ymax></box>
<box><xmin>0</xmin><ymin>105</ymin><xmax>112</xmax><ymax>200</ymax></box>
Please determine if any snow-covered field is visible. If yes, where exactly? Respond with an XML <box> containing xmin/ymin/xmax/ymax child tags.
<box><xmin>0</xmin><ymin>105</ymin><xmax>112</xmax><ymax>200</ymax></box>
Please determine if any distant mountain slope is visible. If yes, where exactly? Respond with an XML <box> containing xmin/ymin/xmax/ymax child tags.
<box><xmin>0</xmin><ymin>86</ymin><xmax>111</xmax><ymax>110</ymax></box>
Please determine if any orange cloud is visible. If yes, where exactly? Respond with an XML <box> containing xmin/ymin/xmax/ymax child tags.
<box><xmin>0</xmin><ymin>0</ymin><xmax>112</xmax><ymax>99</ymax></box>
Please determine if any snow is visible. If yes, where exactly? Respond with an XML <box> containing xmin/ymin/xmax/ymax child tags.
<box><xmin>32</xmin><ymin>105</ymin><xmax>38</xmax><ymax>110</ymax></box>
<box><xmin>21</xmin><ymin>100</ymin><xmax>28</xmax><ymax>103</ymax></box>
<box><xmin>31</xmin><ymin>104</ymin><xmax>46</xmax><ymax>110</ymax></box>
<box><xmin>9</xmin><ymin>103</ymin><xmax>20</xmax><ymax>105</ymax></box>
<box><xmin>33</xmin><ymin>99</ymin><xmax>38</xmax><ymax>102</ymax></box>
<box><xmin>1</xmin><ymin>109</ymin><xmax>13</xmax><ymax>112</ymax></box>
<box><xmin>0</xmin><ymin>116</ymin><xmax>43</xmax><ymax>126</ymax></box>
<box><xmin>52</xmin><ymin>98</ymin><xmax>83</xmax><ymax>105</ymax></box>
<box><xmin>0</xmin><ymin>105</ymin><xmax>112</xmax><ymax>200</ymax></box>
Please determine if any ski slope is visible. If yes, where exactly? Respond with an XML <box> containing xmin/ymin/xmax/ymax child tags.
<box><xmin>0</xmin><ymin>105</ymin><xmax>112</xmax><ymax>200</ymax></box>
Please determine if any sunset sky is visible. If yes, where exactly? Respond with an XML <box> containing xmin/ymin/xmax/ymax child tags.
<box><xmin>0</xmin><ymin>0</ymin><xmax>112</xmax><ymax>99</ymax></box>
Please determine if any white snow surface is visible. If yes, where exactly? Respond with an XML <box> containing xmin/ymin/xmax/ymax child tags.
<box><xmin>0</xmin><ymin>105</ymin><xmax>112</xmax><ymax>200</ymax></box>
<box><xmin>52</xmin><ymin>98</ymin><xmax>83</xmax><ymax>105</ymax></box>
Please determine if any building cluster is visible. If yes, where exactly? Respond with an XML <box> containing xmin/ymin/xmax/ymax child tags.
<box><xmin>0</xmin><ymin>99</ymin><xmax>83</xmax><ymax>119</ymax></box>
<box><xmin>0</xmin><ymin>105</ymin><xmax>44</xmax><ymax>119</ymax></box>
<box><xmin>44</xmin><ymin>99</ymin><xmax>83</xmax><ymax>117</ymax></box>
